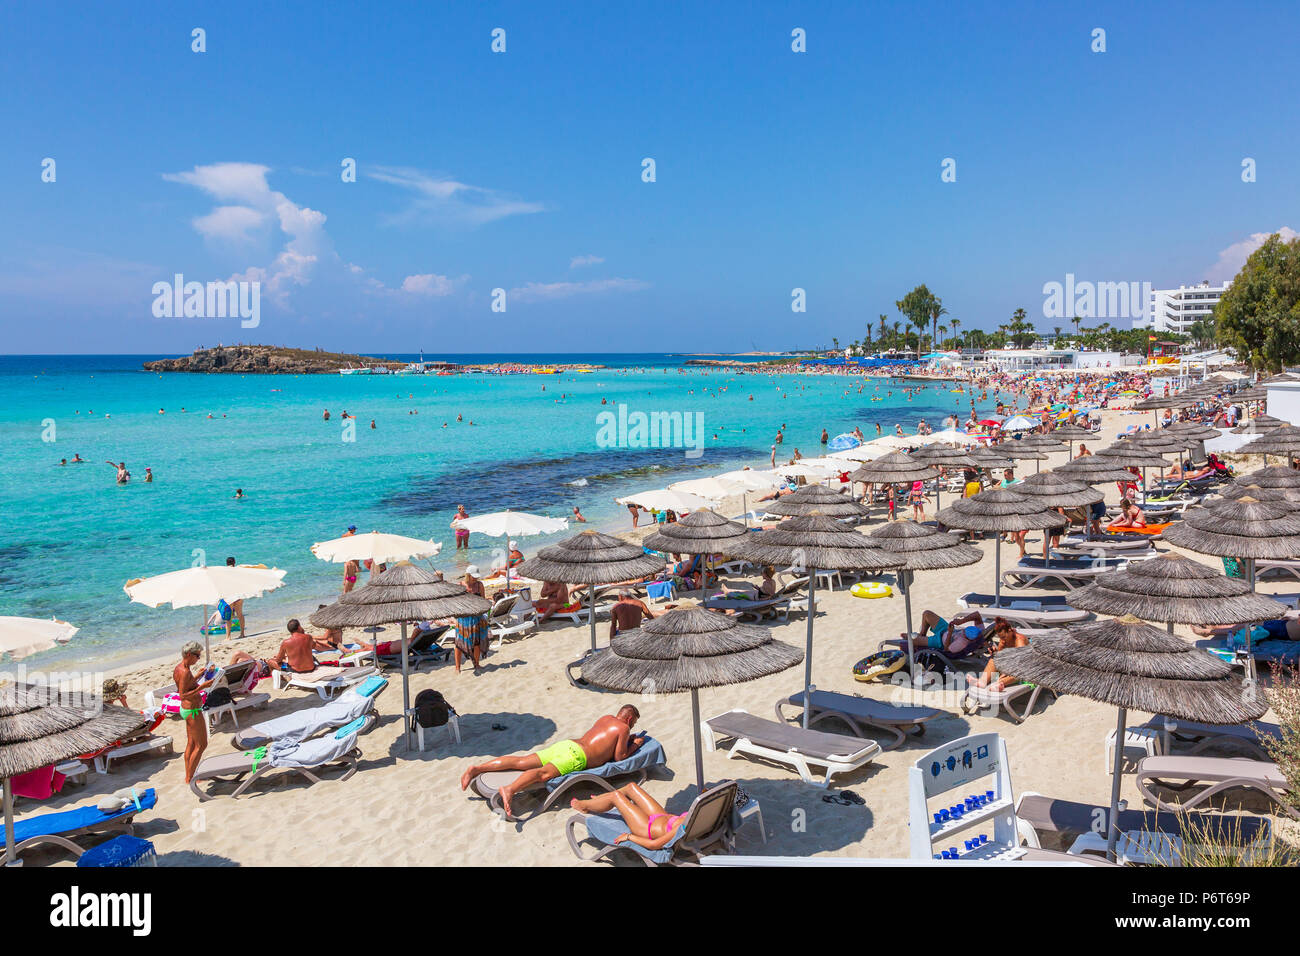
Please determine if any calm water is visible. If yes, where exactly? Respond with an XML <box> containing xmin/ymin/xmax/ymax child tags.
<box><xmin>0</xmin><ymin>354</ymin><xmax>991</xmax><ymax>668</ymax></box>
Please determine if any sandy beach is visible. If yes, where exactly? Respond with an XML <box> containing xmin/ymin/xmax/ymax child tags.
<box><xmin>11</xmin><ymin>401</ymin><xmax>1290</xmax><ymax>866</ymax></box>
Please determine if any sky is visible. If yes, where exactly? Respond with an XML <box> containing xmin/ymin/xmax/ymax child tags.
<box><xmin>1</xmin><ymin>0</ymin><xmax>1297</xmax><ymax>354</ymax></box>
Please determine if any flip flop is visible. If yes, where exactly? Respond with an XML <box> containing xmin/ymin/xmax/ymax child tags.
<box><xmin>840</xmin><ymin>790</ymin><xmax>865</xmax><ymax>806</ymax></box>
<box><xmin>821</xmin><ymin>793</ymin><xmax>851</xmax><ymax>806</ymax></box>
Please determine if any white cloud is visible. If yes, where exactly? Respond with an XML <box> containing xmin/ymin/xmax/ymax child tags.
<box><xmin>570</xmin><ymin>254</ymin><xmax>605</xmax><ymax>269</ymax></box>
<box><xmin>509</xmin><ymin>277</ymin><xmax>649</xmax><ymax>303</ymax></box>
<box><xmin>369</xmin><ymin>166</ymin><xmax>545</xmax><ymax>227</ymax></box>
<box><xmin>401</xmin><ymin>273</ymin><xmax>460</xmax><ymax>296</ymax></box>
<box><xmin>165</xmin><ymin>163</ymin><xmax>330</xmax><ymax>307</ymax></box>
<box><xmin>192</xmin><ymin>205</ymin><xmax>266</xmax><ymax>242</ymax></box>
<box><xmin>1206</xmin><ymin>227</ymin><xmax>1299</xmax><ymax>282</ymax></box>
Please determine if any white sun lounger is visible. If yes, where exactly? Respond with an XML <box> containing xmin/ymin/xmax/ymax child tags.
<box><xmin>1138</xmin><ymin>715</ymin><xmax>1283</xmax><ymax>761</ymax></box>
<box><xmin>702</xmin><ymin>708</ymin><xmax>881</xmax><ymax>788</ymax></box>
<box><xmin>961</xmin><ymin>682</ymin><xmax>1053</xmax><ymax>723</ymax></box>
<box><xmin>957</xmin><ymin>593</ymin><xmax>1092</xmax><ymax>626</ymax></box>
<box><xmin>1255</xmin><ymin>559</ymin><xmax>1300</xmax><ymax>583</ymax></box>
<box><xmin>1135</xmin><ymin>755</ymin><xmax>1296</xmax><ymax>818</ymax></box>
<box><xmin>272</xmin><ymin>665</ymin><xmax>378</xmax><ymax>700</ymax></box>
<box><xmin>774</xmin><ymin>690</ymin><xmax>943</xmax><ymax>750</ymax></box>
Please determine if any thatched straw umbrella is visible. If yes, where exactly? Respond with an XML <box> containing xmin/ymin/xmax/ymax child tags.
<box><xmin>1162</xmin><ymin>497</ymin><xmax>1300</xmax><ymax>585</ymax></box>
<box><xmin>1233</xmin><ymin>414</ymin><xmax>1284</xmax><ymax>434</ymax></box>
<box><xmin>909</xmin><ymin>445</ymin><xmax>978</xmax><ymax>513</ymax></box>
<box><xmin>1095</xmin><ymin>442</ymin><xmax>1169</xmax><ymax>467</ymax></box>
<box><xmin>1219</xmin><ymin>482</ymin><xmax>1300</xmax><ymax>508</ymax></box>
<box><xmin>1236</xmin><ymin>424</ymin><xmax>1300</xmax><ymax>460</ymax></box>
<box><xmin>2</xmin><ymin>682</ymin><xmax>148</xmax><ymax>865</ymax></box>
<box><xmin>968</xmin><ymin>445</ymin><xmax>1015</xmax><ymax>471</ymax></box>
<box><xmin>1068</xmin><ymin>552</ymin><xmax>1289</xmax><ymax>632</ymax></box>
<box><xmin>312</xmin><ymin>562</ymin><xmax>491</xmax><ymax>749</ymax></box>
<box><xmin>996</xmin><ymin>439</ymin><xmax>1048</xmax><ymax>472</ymax></box>
<box><xmin>934</xmin><ymin>489</ymin><xmax>1068</xmax><ymax>605</ymax></box>
<box><xmin>1164</xmin><ymin>421</ymin><xmax>1221</xmax><ymax>441</ymax></box>
<box><xmin>580</xmin><ymin>607</ymin><xmax>802</xmax><ymax>789</ymax></box>
<box><xmin>1056</xmin><ymin>455</ymin><xmax>1144</xmax><ymax>485</ymax></box>
<box><xmin>996</xmin><ymin>615</ymin><xmax>1267</xmax><ymax>860</ymax></box>
<box><xmin>763</xmin><ymin>481</ymin><xmax>871</xmax><ymax>520</ymax></box>
<box><xmin>1016</xmin><ymin>433</ymin><xmax>1068</xmax><ymax>451</ymax></box>
<box><xmin>1234</xmin><ymin>387</ymin><xmax>1268</xmax><ymax>404</ymax></box>
<box><xmin>1015</xmin><ymin>471</ymin><xmax>1104</xmax><ymax>508</ymax></box>
<box><xmin>741</xmin><ymin>514</ymin><xmax>904</xmax><ymax>727</ymax></box>
<box><xmin>1050</xmin><ymin>422</ymin><xmax>1092</xmax><ymax>458</ymax></box>
<box><xmin>849</xmin><ymin>451</ymin><xmax>939</xmax><ymax>487</ymax></box>
<box><xmin>867</xmin><ymin>520</ymin><xmax>982</xmax><ymax>680</ymax></box>
<box><xmin>1237</xmin><ymin>465</ymin><xmax>1300</xmax><ymax>489</ymax></box>
<box><xmin>516</xmin><ymin>531</ymin><xmax>666</xmax><ymax>653</ymax></box>
<box><xmin>643</xmin><ymin>509</ymin><xmax>750</xmax><ymax>599</ymax></box>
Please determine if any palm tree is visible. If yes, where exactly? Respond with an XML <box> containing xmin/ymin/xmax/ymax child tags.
<box><xmin>879</xmin><ymin>314</ymin><xmax>888</xmax><ymax>348</ymax></box>
<box><xmin>1072</xmin><ymin>315</ymin><xmax>1082</xmax><ymax>341</ymax></box>
<box><xmin>950</xmin><ymin>317</ymin><xmax>961</xmax><ymax>350</ymax></box>
<box><xmin>929</xmin><ymin>300</ymin><xmax>948</xmax><ymax>356</ymax></box>
<box><xmin>1053</xmin><ymin>325</ymin><xmax>1062</xmax><ymax>347</ymax></box>
<box><xmin>938</xmin><ymin>324</ymin><xmax>948</xmax><ymax>349</ymax></box>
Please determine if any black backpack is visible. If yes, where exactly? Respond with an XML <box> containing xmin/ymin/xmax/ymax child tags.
<box><xmin>410</xmin><ymin>690</ymin><xmax>453</xmax><ymax>730</ymax></box>
<box><xmin>203</xmin><ymin>686</ymin><xmax>234</xmax><ymax>709</ymax></box>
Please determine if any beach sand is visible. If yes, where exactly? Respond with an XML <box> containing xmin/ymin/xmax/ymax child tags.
<box><xmin>13</xmin><ymin>403</ymin><xmax>1290</xmax><ymax>866</ymax></box>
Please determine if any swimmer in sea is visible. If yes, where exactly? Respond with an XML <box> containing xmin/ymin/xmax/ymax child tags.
<box><xmin>370</xmin><ymin>419</ymin><xmax>376</xmax><ymax>429</ymax></box>
<box><xmin>323</xmin><ymin>409</ymin><xmax>330</xmax><ymax>420</ymax></box>
<box><xmin>234</xmin><ymin>488</ymin><xmax>244</xmax><ymax>499</ymax></box>
<box><xmin>59</xmin><ymin>458</ymin><xmax>67</xmax><ymax>466</ymax></box>
<box><xmin>106</xmin><ymin>460</ymin><xmax>129</xmax><ymax>483</ymax></box>
<box><xmin>72</xmin><ymin>454</ymin><xmax>83</xmax><ymax>462</ymax></box>
<box><xmin>145</xmin><ymin>467</ymin><xmax>153</xmax><ymax>483</ymax></box>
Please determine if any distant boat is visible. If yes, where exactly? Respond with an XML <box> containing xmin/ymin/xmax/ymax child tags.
<box><xmin>339</xmin><ymin>366</ymin><xmax>373</xmax><ymax>375</ymax></box>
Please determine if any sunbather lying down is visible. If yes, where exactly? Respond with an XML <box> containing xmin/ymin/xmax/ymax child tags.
<box><xmin>1193</xmin><ymin>618</ymin><xmax>1300</xmax><ymax>640</ymax></box>
<box><xmin>902</xmin><ymin>610</ymin><xmax>993</xmax><ymax>655</ymax></box>
<box><xmin>571</xmin><ymin>782</ymin><xmax>688</xmax><ymax>851</ymax></box>
<box><xmin>460</xmin><ymin>705</ymin><xmax>645</xmax><ymax>816</ymax></box>
<box><xmin>967</xmin><ymin>619</ymin><xmax>1029</xmax><ymax>691</ymax></box>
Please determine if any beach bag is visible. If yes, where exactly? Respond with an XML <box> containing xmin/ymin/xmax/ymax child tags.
<box><xmin>914</xmin><ymin>651</ymin><xmax>949</xmax><ymax>677</ymax></box>
<box><xmin>203</xmin><ymin>686</ymin><xmax>233</xmax><ymax>710</ymax></box>
<box><xmin>216</xmin><ymin>599</ymin><xmax>233</xmax><ymax>622</ymax></box>
<box><xmin>410</xmin><ymin>690</ymin><xmax>453</xmax><ymax>731</ymax></box>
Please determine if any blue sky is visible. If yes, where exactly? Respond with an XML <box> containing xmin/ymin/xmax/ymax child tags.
<box><xmin>2</xmin><ymin>0</ymin><xmax>1297</xmax><ymax>353</ymax></box>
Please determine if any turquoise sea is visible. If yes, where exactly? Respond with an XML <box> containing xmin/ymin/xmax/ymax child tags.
<box><xmin>0</xmin><ymin>354</ymin><xmax>995</xmax><ymax>669</ymax></box>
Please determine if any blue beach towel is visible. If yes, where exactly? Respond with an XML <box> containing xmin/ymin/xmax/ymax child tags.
<box><xmin>581</xmin><ymin>809</ymin><xmax>686</xmax><ymax>864</ymax></box>
<box><xmin>544</xmin><ymin>735</ymin><xmax>666</xmax><ymax>791</ymax></box>
<box><xmin>13</xmin><ymin>789</ymin><xmax>158</xmax><ymax>844</ymax></box>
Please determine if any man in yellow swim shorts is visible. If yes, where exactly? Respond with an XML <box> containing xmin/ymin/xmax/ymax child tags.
<box><xmin>459</xmin><ymin>705</ymin><xmax>644</xmax><ymax>817</ymax></box>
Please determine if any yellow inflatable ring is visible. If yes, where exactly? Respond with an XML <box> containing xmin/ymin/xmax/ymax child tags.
<box><xmin>851</xmin><ymin>582</ymin><xmax>892</xmax><ymax>599</ymax></box>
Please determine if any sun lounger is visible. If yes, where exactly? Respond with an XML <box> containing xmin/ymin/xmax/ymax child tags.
<box><xmin>1001</xmin><ymin>557</ymin><xmax>1127</xmax><ymax>590</ymax></box>
<box><xmin>144</xmin><ymin>658</ymin><xmax>271</xmax><ymax>729</ymax></box>
<box><xmin>231</xmin><ymin>675</ymin><xmax>389</xmax><ymax>750</ymax></box>
<box><xmin>962</xmin><ymin>682</ymin><xmax>1053</xmax><ymax>723</ymax></box>
<box><xmin>1256</xmin><ymin>559</ymin><xmax>1300</xmax><ymax>583</ymax></box>
<box><xmin>470</xmin><ymin>735</ymin><xmax>668</xmax><ymax>822</ymax></box>
<box><xmin>774</xmin><ymin>690</ymin><xmax>943</xmax><ymax>750</ymax></box>
<box><xmin>957</xmin><ymin>593</ymin><xmax>1092</xmax><ymax>626</ymax></box>
<box><xmin>1056</xmin><ymin>534</ymin><xmax>1156</xmax><ymax>553</ymax></box>
<box><xmin>702</xmin><ymin>708</ymin><xmax>881</xmax><ymax>788</ymax></box>
<box><xmin>549</xmin><ymin>601</ymin><xmax>615</xmax><ymax>625</ymax></box>
<box><xmin>566</xmin><ymin>779</ymin><xmax>739</xmax><ymax>865</ymax></box>
<box><xmin>1135</xmin><ymin>755</ymin><xmax>1296</xmax><ymax>817</ymax></box>
<box><xmin>489</xmin><ymin>598</ymin><xmax>538</xmax><ymax>648</ymax></box>
<box><xmin>701</xmin><ymin>595</ymin><xmax>792</xmax><ymax>621</ymax></box>
<box><xmin>376</xmin><ymin>626</ymin><xmax>449</xmax><ymax>670</ymax></box>
<box><xmin>189</xmin><ymin>716</ymin><xmax>374</xmax><ymax>800</ymax></box>
<box><xmin>272</xmin><ymin>664</ymin><xmax>378</xmax><ymax>699</ymax></box>
<box><xmin>1014</xmin><ymin>790</ymin><xmax>1273</xmax><ymax>854</ymax></box>
<box><xmin>876</xmin><ymin>631</ymin><xmax>992</xmax><ymax>672</ymax></box>
<box><xmin>10</xmin><ymin>789</ymin><xmax>158</xmax><ymax>861</ymax></box>
<box><xmin>1139</xmin><ymin>716</ymin><xmax>1283</xmax><ymax>761</ymax></box>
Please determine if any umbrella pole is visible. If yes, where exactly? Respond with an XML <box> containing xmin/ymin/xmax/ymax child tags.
<box><xmin>901</xmin><ymin>569</ymin><xmax>917</xmax><ymax>686</ymax></box>
<box><xmin>994</xmin><ymin>536</ymin><xmax>1002</xmax><ymax>606</ymax></box>
<box><xmin>401</xmin><ymin>621</ymin><xmax>412</xmax><ymax>751</ymax></box>
<box><xmin>1106</xmin><ymin>706</ymin><xmax>1127</xmax><ymax>863</ymax></box>
<box><xmin>589</xmin><ymin>584</ymin><xmax>597</xmax><ymax>652</ymax></box>
<box><xmin>802</xmin><ymin>568</ymin><xmax>818</xmax><ymax>729</ymax></box>
<box><xmin>3</xmin><ymin>777</ymin><xmax>17</xmax><ymax>867</ymax></box>
<box><xmin>691</xmin><ymin>687</ymin><xmax>705</xmax><ymax>793</ymax></box>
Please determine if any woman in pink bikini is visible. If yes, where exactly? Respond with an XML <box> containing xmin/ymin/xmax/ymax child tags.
<box><xmin>570</xmin><ymin>783</ymin><xmax>690</xmax><ymax>850</ymax></box>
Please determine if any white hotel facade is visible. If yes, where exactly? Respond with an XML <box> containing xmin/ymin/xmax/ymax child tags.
<box><xmin>1133</xmin><ymin>280</ymin><xmax>1232</xmax><ymax>334</ymax></box>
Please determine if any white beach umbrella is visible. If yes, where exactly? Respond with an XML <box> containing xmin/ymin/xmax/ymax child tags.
<box><xmin>927</xmin><ymin>428</ymin><xmax>981</xmax><ymax>445</ymax></box>
<box><xmin>311</xmin><ymin>531</ymin><xmax>443</xmax><ymax>565</ymax></box>
<box><xmin>124</xmin><ymin>564</ymin><xmax>287</xmax><ymax>662</ymax></box>
<box><xmin>451</xmin><ymin>511</ymin><xmax>569</xmax><ymax>587</ymax></box>
<box><xmin>869</xmin><ymin>435</ymin><xmax>918</xmax><ymax>450</ymax></box>
<box><xmin>668</xmin><ymin>476</ymin><xmax>751</xmax><ymax>501</ymax></box>
<box><xmin>829</xmin><ymin>444</ymin><xmax>890</xmax><ymax>462</ymax></box>
<box><xmin>615</xmin><ymin>489</ymin><xmax>715</xmax><ymax>513</ymax></box>
<box><xmin>1001</xmin><ymin>415</ymin><xmax>1038</xmax><ymax>431</ymax></box>
<box><xmin>0</xmin><ymin>617</ymin><xmax>77</xmax><ymax>661</ymax></box>
<box><xmin>715</xmin><ymin>469</ymin><xmax>785</xmax><ymax>490</ymax></box>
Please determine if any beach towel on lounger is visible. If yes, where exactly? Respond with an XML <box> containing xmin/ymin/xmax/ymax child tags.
<box><xmin>581</xmin><ymin>809</ymin><xmax>686</xmax><ymax>864</ymax></box>
<box><xmin>235</xmin><ymin>677</ymin><xmax>386</xmax><ymax>749</ymax></box>
<box><xmin>264</xmin><ymin>725</ymin><xmax>363</xmax><ymax>769</ymax></box>
<box><xmin>544</xmin><ymin>736</ymin><xmax>666</xmax><ymax>791</ymax></box>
